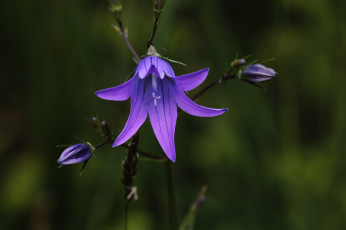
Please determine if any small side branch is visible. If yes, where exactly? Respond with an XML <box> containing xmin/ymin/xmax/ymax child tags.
<box><xmin>117</xmin><ymin>20</ymin><xmax>141</xmax><ymax>62</ymax></box>
<box><xmin>109</xmin><ymin>2</ymin><xmax>141</xmax><ymax>62</ymax></box>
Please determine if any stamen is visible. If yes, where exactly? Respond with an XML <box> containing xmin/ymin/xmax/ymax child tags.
<box><xmin>151</xmin><ymin>73</ymin><xmax>161</xmax><ymax>106</ymax></box>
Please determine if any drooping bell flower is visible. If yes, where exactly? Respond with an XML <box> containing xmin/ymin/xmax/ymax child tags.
<box><xmin>95</xmin><ymin>47</ymin><xmax>228</xmax><ymax>162</ymax></box>
<box><xmin>241</xmin><ymin>64</ymin><xmax>276</xmax><ymax>82</ymax></box>
<box><xmin>57</xmin><ymin>143</ymin><xmax>92</xmax><ymax>165</ymax></box>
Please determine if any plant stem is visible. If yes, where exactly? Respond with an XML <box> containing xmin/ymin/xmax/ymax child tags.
<box><xmin>147</xmin><ymin>0</ymin><xmax>165</xmax><ymax>47</ymax></box>
<box><xmin>117</xmin><ymin>20</ymin><xmax>141</xmax><ymax>62</ymax></box>
<box><xmin>147</xmin><ymin>15</ymin><xmax>161</xmax><ymax>47</ymax></box>
<box><xmin>122</xmin><ymin>132</ymin><xmax>140</xmax><ymax>230</ymax></box>
<box><xmin>94</xmin><ymin>139</ymin><xmax>166</xmax><ymax>160</ymax></box>
<box><xmin>166</xmin><ymin>160</ymin><xmax>178</xmax><ymax>230</ymax></box>
<box><xmin>95</xmin><ymin>140</ymin><xmax>111</xmax><ymax>149</ymax></box>
<box><xmin>192</xmin><ymin>73</ymin><xmax>236</xmax><ymax>101</ymax></box>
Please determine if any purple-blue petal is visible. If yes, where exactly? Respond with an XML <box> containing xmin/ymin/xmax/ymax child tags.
<box><xmin>152</xmin><ymin>56</ymin><xmax>165</xmax><ymax>79</ymax></box>
<box><xmin>113</xmin><ymin>77</ymin><xmax>149</xmax><ymax>147</ymax></box>
<box><xmin>174</xmin><ymin>86</ymin><xmax>228</xmax><ymax>117</ymax></box>
<box><xmin>163</xmin><ymin>60</ymin><xmax>175</xmax><ymax>78</ymax></box>
<box><xmin>138</xmin><ymin>57</ymin><xmax>151</xmax><ymax>79</ymax></box>
<box><xmin>148</xmin><ymin>78</ymin><xmax>177</xmax><ymax>162</ymax></box>
<box><xmin>242</xmin><ymin>64</ymin><xmax>276</xmax><ymax>82</ymax></box>
<box><xmin>58</xmin><ymin>143</ymin><xmax>91</xmax><ymax>165</ymax></box>
<box><xmin>95</xmin><ymin>77</ymin><xmax>134</xmax><ymax>101</ymax></box>
<box><xmin>175</xmin><ymin>68</ymin><xmax>209</xmax><ymax>91</ymax></box>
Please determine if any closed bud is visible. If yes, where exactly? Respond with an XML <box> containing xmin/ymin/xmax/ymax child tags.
<box><xmin>57</xmin><ymin>143</ymin><xmax>92</xmax><ymax>165</ymax></box>
<box><xmin>91</xmin><ymin>116</ymin><xmax>98</xmax><ymax>129</ymax></box>
<box><xmin>101</xmin><ymin>120</ymin><xmax>112</xmax><ymax>138</ymax></box>
<box><xmin>241</xmin><ymin>64</ymin><xmax>276</xmax><ymax>82</ymax></box>
<box><xmin>109</xmin><ymin>0</ymin><xmax>122</xmax><ymax>22</ymax></box>
<box><xmin>231</xmin><ymin>59</ymin><xmax>246</xmax><ymax>68</ymax></box>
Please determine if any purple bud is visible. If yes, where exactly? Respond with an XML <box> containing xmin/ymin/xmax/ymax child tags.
<box><xmin>57</xmin><ymin>143</ymin><xmax>92</xmax><ymax>165</ymax></box>
<box><xmin>231</xmin><ymin>59</ymin><xmax>246</xmax><ymax>68</ymax></box>
<box><xmin>101</xmin><ymin>120</ymin><xmax>111</xmax><ymax>137</ymax></box>
<box><xmin>91</xmin><ymin>116</ymin><xmax>98</xmax><ymax>129</ymax></box>
<box><xmin>241</xmin><ymin>64</ymin><xmax>276</xmax><ymax>82</ymax></box>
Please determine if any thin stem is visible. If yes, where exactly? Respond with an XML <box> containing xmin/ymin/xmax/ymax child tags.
<box><xmin>93</xmin><ymin>139</ymin><xmax>165</xmax><ymax>160</ymax></box>
<box><xmin>166</xmin><ymin>160</ymin><xmax>178</xmax><ymax>230</ymax></box>
<box><xmin>147</xmin><ymin>0</ymin><xmax>165</xmax><ymax>47</ymax></box>
<box><xmin>95</xmin><ymin>140</ymin><xmax>111</xmax><ymax>149</ymax></box>
<box><xmin>123</xmin><ymin>132</ymin><xmax>140</xmax><ymax>230</ymax></box>
<box><xmin>124</xmin><ymin>205</ymin><xmax>128</xmax><ymax>230</ymax></box>
<box><xmin>147</xmin><ymin>14</ymin><xmax>161</xmax><ymax>47</ymax></box>
<box><xmin>191</xmin><ymin>78</ymin><xmax>220</xmax><ymax>101</ymax></box>
<box><xmin>192</xmin><ymin>73</ymin><xmax>236</xmax><ymax>101</ymax></box>
<box><xmin>120</xmin><ymin>143</ymin><xmax>166</xmax><ymax>160</ymax></box>
<box><xmin>117</xmin><ymin>20</ymin><xmax>141</xmax><ymax>62</ymax></box>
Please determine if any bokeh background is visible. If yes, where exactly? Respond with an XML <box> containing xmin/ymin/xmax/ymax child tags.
<box><xmin>1</xmin><ymin>0</ymin><xmax>346</xmax><ymax>229</ymax></box>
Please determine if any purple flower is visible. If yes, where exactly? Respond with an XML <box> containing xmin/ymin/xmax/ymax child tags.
<box><xmin>241</xmin><ymin>64</ymin><xmax>276</xmax><ymax>82</ymax></box>
<box><xmin>95</xmin><ymin>55</ymin><xmax>228</xmax><ymax>162</ymax></box>
<box><xmin>57</xmin><ymin>143</ymin><xmax>92</xmax><ymax>165</ymax></box>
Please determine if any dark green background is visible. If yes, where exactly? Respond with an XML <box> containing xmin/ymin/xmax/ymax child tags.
<box><xmin>1</xmin><ymin>0</ymin><xmax>345</xmax><ymax>229</ymax></box>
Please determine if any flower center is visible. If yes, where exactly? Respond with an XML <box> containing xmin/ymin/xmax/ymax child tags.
<box><xmin>151</xmin><ymin>73</ymin><xmax>161</xmax><ymax>106</ymax></box>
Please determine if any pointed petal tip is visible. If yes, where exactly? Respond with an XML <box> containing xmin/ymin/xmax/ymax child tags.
<box><xmin>95</xmin><ymin>91</ymin><xmax>105</xmax><ymax>100</ymax></box>
<box><xmin>217</xmin><ymin>108</ymin><xmax>229</xmax><ymax>115</ymax></box>
<box><xmin>167</xmin><ymin>154</ymin><xmax>176</xmax><ymax>162</ymax></box>
<box><xmin>112</xmin><ymin>139</ymin><xmax>123</xmax><ymax>147</ymax></box>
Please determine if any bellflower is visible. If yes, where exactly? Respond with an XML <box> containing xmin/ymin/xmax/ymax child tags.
<box><xmin>95</xmin><ymin>53</ymin><xmax>227</xmax><ymax>162</ymax></box>
<box><xmin>57</xmin><ymin>143</ymin><xmax>92</xmax><ymax>165</ymax></box>
<box><xmin>241</xmin><ymin>64</ymin><xmax>276</xmax><ymax>82</ymax></box>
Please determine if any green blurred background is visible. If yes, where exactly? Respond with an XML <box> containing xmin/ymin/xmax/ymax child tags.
<box><xmin>1</xmin><ymin>0</ymin><xmax>345</xmax><ymax>229</ymax></box>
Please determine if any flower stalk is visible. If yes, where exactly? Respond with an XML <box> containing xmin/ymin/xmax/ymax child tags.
<box><xmin>109</xmin><ymin>0</ymin><xmax>140</xmax><ymax>61</ymax></box>
<box><xmin>121</xmin><ymin>132</ymin><xmax>140</xmax><ymax>230</ymax></box>
<box><xmin>147</xmin><ymin>0</ymin><xmax>166</xmax><ymax>47</ymax></box>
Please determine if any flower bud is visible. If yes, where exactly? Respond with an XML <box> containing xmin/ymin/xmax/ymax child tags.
<box><xmin>101</xmin><ymin>120</ymin><xmax>112</xmax><ymax>138</ymax></box>
<box><xmin>57</xmin><ymin>143</ymin><xmax>92</xmax><ymax>165</ymax></box>
<box><xmin>241</xmin><ymin>64</ymin><xmax>276</xmax><ymax>82</ymax></box>
<box><xmin>91</xmin><ymin>116</ymin><xmax>99</xmax><ymax>129</ymax></box>
<box><xmin>231</xmin><ymin>59</ymin><xmax>246</xmax><ymax>68</ymax></box>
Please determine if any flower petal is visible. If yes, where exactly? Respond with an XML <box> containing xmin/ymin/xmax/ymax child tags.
<box><xmin>152</xmin><ymin>56</ymin><xmax>165</xmax><ymax>79</ymax></box>
<box><xmin>175</xmin><ymin>68</ymin><xmax>209</xmax><ymax>91</ymax></box>
<box><xmin>95</xmin><ymin>77</ymin><xmax>134</xmax><ymax>101</ymax></box>
<box><xmin>138</xmin><ymin>57</ymin><xmax>152</xmax><ymax>79</ymax></box>
<box><xmin>174</xmin><ymin>86</ymin><xmax>228</xmax><ymax>117</ymax></box>
<box><xmin>113</xmin><ymin>78</ymin><xmax>149</xmax><ymax>146</ymax></box>
<box><xmin>58</xmin><ymin>144</ymin><xmax>91</xmax><ymax>165</ymax></box>
<box><xmin>148</xmin><ymin>78</ymin><xmax>177</xmax><ymax>162</ymax></box>
<box><xmin>163</xmin><ymin>60</ymin><xmax>175</xmax><ymax>78</ymax></box>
